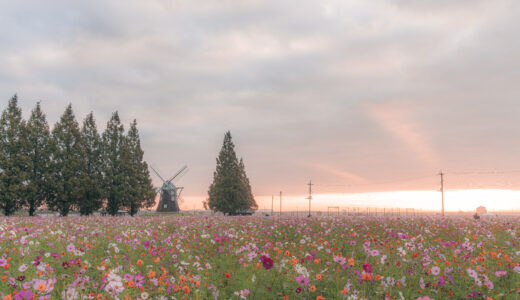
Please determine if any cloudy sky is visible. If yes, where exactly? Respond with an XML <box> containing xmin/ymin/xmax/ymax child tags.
<box><xmin>1</xmin><ymin>0</ymin><xmax>519</xmax><ymax>211</ymax></box>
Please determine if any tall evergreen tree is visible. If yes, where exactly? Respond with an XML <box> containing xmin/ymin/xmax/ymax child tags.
<box><xmin>0</xmin><ymin>95</ymin><xmax>28</xmax><ymax>216</ymax></box>
<box><xmin>79</xmin><ymin>112</ymin><xmax>104</xmax><ymax>215</ymax></box>
<box><xmin>207</xmin><ymin>131</ymin><xmax>255</xmax><ymax>215</ymax></box>
<box><xmin>239</xmin><ymin>158</ymin><xmax>258</xmax><ymax>210</ymax></box>
<box><xmin>122</xmin><ymin>120</ymin><xmax>155</xmax><ymax>216</ymax></box>
<box><xmin>25</xmin><ymin>102</ymin><xmax>51</xmax><ymax>216</ymax></box>
<box><xmin>49</xmin><ymin>104</ymin><xmax>85</xmax><ymax>216</ymax></box>
<box><xmin>102</xmin><ymin>111</ymin><xmax>126</xmax><ymax>216</ymax></box>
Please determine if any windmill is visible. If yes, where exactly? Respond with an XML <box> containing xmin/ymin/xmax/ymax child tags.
<box><xmin>150</xmin><ymin>165</ymin><xmax>188</xmax><ymax>212</ymax></box>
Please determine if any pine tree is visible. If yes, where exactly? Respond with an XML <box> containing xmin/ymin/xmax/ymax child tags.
<box><xmin>25</xmin><ymin>102</ymin><xmax>51</xmax><ymax>216</ymax></box>
<box><xmin>0</xmin><ymin>95</ymin><xmax>28</xmax><ymax>216</ymax></box>
<box><xmin>122</xmin><ymin>120</ymin><xmax>155</xmax><ymax>216</ymax></box>
<box><xmin>79</xmin><ymin>112</ymin><xmax>104</xmax><ymax>215</ymax></box>
<box><xmin>208</xmin><ymin>131</ymin><xmax>255</xmax><ymax>215</ymax></box>
<box><xmin>102</xmin><ymin>111</ymin><xmax>126</xmax><ymax>216</ymax></box>
<box><xmin>49</xmin><ymin>104</ymin><xmax>85</xmax><ymax>216</ymax></box>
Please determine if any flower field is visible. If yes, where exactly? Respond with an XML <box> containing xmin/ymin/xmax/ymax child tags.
<box><xmin>0</xmin><ymin>216</ymin><xmax>519</xmax><ymax>300</ymax></box>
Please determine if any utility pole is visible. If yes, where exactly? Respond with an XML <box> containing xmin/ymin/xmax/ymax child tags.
<box><xmin>271</xmin><ymin>195</ymin><xmax>274</xmax><ymax>216</ymax></box>
<box><xmin>439</xmin><ymin>171</ymin><xmax>444</xmax><ymax>216</ymax></box>
<box><xmin>307</xmin><ymin>180</ymin><xmax>313</xmax><ymax>217</ymax></box>
<box><xmin>279</xmin><ymin>191</ymin><xmax>282</xmax><ymax>217</ymax></box>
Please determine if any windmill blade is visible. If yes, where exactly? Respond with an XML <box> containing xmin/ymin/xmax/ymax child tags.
<box><xmin>176</xmin><ymin>187</ymin><xmax>184</xmax><ymax>199</ymax></box>
<box><xmin>150</xmin><ymin>165</ymin><xmax>166</xmax><ymax>182</ymax></box>
<box><xmin>177</xmin><ymin>187</ymin><xmax>184</xmax><ymax>204</ymax></box>
<box><xmin>167</xmin><ymin>165</ymin><xmax>188</xmax><ymax>182</ymax></box>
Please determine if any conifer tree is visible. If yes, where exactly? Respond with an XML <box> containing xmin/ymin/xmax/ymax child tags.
<box><xmin>25</xmin><ymin>102</ymin><xmax>51</xmax><ymax>216</ymax></box>
<box><xmin>0</xmin><ymin>95</ymin><xmax>28</xmax><ymax>216</ymax></box>
<box><xmin>122</xmin><ymin>120</ymin><xmax>155</xmax><ymax>216</ymax></box>
<box><xmin>102</xmin><ymin>111</ymin><xmax>126</xmax><ymax>216</ymax></box>
<box><xmin>239</xmin><ymin>158</ymin><xmax>258</xmax><ymax>210</ymax></box>
<box><xmin>49</xmin><ymin>104</ymin><xmax>85</xmax><ymax>216</ymax></box>
<box><xmin>79</xmin><ymin>112</ymin><xmax>103</xmax><ymax>215</ymax></box>
<box><xmin>208</xmin><ymin>131</ymin><xmax>255</xmax><ymax>215</ymax></box>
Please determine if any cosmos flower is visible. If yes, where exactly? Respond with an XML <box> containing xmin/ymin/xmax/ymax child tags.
<box><xmin>296</xmin><ymin>275</ymin><xmax>310</xmax><ymax>286</ymax></box>
<box><xmin>260</xmin><ymin>255</ymin><xmax>274</xmax><ymax>270</ymax></box>
<box><xmin>494</xmin><ymin>270</ymin><xmax>507</xmax><ymax>277</ymax></box>
<box><xmin>18</xmin><ymin>264</ymin><xmax>28</xmax><ymax>272</ymax></box>
<box><xmin>431</xmin><ymin>266</ymin><xmax>440</xmax><ymax>276</ymax></box>
<box><xmin>362</xmin><ymin>263</ymin><xmax>372</xmax><ymax>274</ymax></box>
<box><xmin>66</xmin><ymin>244</ymin><xmax>75</xmax><ymax>252</ymax></box>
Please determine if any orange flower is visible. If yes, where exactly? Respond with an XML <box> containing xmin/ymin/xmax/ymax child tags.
<box><xmin>182</xmin><ymin>285</ymin><xmax>190</xmax><ymax>294</ymax></box>
<box><xmin>313</xmin><ymin>259</ymin><xmax>320</xmax><ymax>265</ymax></box>
<box><xmin>348</xmin><ymin>257</ymin><xmax>355</xmax><ymax>266</ymax></box>
<box><xmin>362</xmin><ymin>273</ymin><xmax>372</xmax><ymax>281</ymax></box>
<box><xmin>310</xmin><ymin>285</ymin><xmax>316</xmax><ymax>292</ymax></box>
<box><xmin>3</xmin><ymin>295</ymin><xmax>12</xmax><ymax>300</ymax></box>
<box><xmin>375</xmin><ymin>274</ymin><xmax>381</xmax><ymax>280</ymax></box>
<box><xmin>1</xmin><ymin>276</ymin><xmax>7</xmax><ymax>282</ymax></box>
<box><xmin>224</xmin><ymin>272</ymin><xmax>231</xmax><ymax>279</ymax></box>
<box><xmin>316</xmin><ymin>296</ymin><xmax>325</xmax><ymax>300</ymax></box>
<box><xmin>37</xmin><ymin>283</ymin><xmax>46</xmax><ymax>292</ymax></box>
<box><xmin>136</xmin><ymin>259</ymin><xmax>144</xmax><ymax>266</ymax></box>
<box><xmin>154</xmin><ymin>257</ymin><xmax>161</xmax><ymax>263</ymax></box>
<box><xmin>316</xmin><ymin>274</ymin><xmax>322</xmax><ymax>280</ymax></box>
<box><xmin>147</xmin><ymin>270</ymin><xmax>156</xmax><ymax>278</ymax></box>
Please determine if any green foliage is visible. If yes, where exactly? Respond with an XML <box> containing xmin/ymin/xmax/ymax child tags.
<box><xmin>79</xmin><ymin>112</ymin><xmax>104</xmax><ymax>215</ymax></box>
<box><xmin>102</xmin><ymin>112</ymin><xmax>126</xmax><ymax>216</ymax></box>
<box><xmin>49</xmin><ymin>104</ymin><xmax>86</xmax><ymax>216</ymax></box>
<box><xmin>207</xmin><ymin>131</ymin><xmax>256</xmax><ymax>215</ymax></box>
<box><xmin>239</xmin><ymin>158</ymin><xmax>258</xmax><ymax>210</ymax></box>
<box><xmin>0</xmin><ymin>96</ymin><xmax>155</xmax><ymax>216</ymax></box>
<box><xmin>122</xmin><ymin>120</ymin><xmax>156</xmax><ymax>216</ymax></box>
<box><xmin>0</xmin><ymin>95</ymin><xmax>28</xmax><ymax>216</ymax></box>
<box><xmin>25</xmin><ymin>102</ymin><xmax>52</xmax><ymax>216</ymax></box>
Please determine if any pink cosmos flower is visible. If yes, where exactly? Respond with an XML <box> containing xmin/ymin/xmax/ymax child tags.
<box><xmin>66</xmin><ymin>243</ymin><xmax>75</xmax><ymax>252</ymax></box>
<box><xmin>296</xmin><ymin>275</ymin><xmax>310</xmax><ymax>286</ymax></box>
<box><xmin>494</xmin><ymin>270</ymin><xmax>507</xmax><ymax>277</ymax></box>
<box><xmin>431</xmin><ymin>266</ymin><xmax>440</xmax><ymax>276</ymax></box>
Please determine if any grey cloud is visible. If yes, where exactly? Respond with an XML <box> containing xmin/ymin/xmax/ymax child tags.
<box><xmin>1</xmin><ymin>0</ymin><xmax>519</xmax><ymax>205</ymax></box>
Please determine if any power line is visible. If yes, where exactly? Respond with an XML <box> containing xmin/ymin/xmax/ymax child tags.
<box><xmin>314</xmin><ymin>174</ymin><xmax>436</xmax><ymax>188</ymax></box>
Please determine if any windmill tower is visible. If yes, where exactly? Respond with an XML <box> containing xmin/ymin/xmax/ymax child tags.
<box><xmin>150</xmin><ymin>165</ymin><xmax>188</xmax><ymax>212</ymax></box>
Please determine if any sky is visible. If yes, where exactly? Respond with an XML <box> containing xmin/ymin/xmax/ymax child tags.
<box><xmin>1</xmin><ymin>0</ymin><xmax>520</xmax><ymax>211</ymax></box>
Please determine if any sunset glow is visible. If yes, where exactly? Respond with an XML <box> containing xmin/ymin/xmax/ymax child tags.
<box><xmin>180</xmin><ymin>189</ymin><xmax>520</xmax><ymax>212</ymax></box>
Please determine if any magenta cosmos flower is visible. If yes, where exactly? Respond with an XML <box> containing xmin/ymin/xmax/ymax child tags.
<box><xmin>260</xmin><ymin>255</ymin><xmax>274</xmax><ymax>270</ymax></box>
<box><xmin>362</xmin><ymin>263</ymin><xmax>372</xmax><ymax>274</ymax></box>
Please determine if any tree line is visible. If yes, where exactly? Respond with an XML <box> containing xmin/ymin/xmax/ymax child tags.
<box><xmin>0</xmin><ymin>95</ymin><xmax>155</xmax><ymax>216</ymax></box>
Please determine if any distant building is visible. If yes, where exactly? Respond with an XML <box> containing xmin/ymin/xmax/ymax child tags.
<box><xmin>476</xmin><ymin>206</ymin><xmax>487</xmax><ymax>214</ymax></box>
